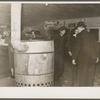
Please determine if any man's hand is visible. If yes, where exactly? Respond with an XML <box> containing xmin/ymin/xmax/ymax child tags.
<box><xmin>72</xmin><ymin>59</ymin><xmax>76</xmax><ymax>65</ymax></box>
<box><xmin>68</xmin><ymin>51</ymin><xmax>72</xmax><ymax>56</ymax></box>
<box><xmin>96</xmin><ymin>57</ymin><xmax>99</xmax><ymax>63</ymax></box>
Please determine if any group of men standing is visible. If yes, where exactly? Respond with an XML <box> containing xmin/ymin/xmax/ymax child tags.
<box><xmin>54</xmin><ymin>21</ymin><xmax>99</xmax><ymax>86</ymax></box>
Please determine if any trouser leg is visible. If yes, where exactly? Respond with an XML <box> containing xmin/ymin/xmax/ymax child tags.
<box><xmin>78</xmin><ymin>60</ymin><xmax>95</xmax><ymax>86</ymax></box>
<box><xmin>72</xmin><ymin>64</ymin><xmax>78</xmax><ymax>85</ymax></box>
<box><xmin>87</xmin><ymin>61</ymin><xmax>95</xmax><ymax>86</ymax></box>
<box><xmin>54</xmin><ymin>53</ymin><xmax>60</xmax><ymax>81</ymax></box>
<box><xmin>58</xmin><ymin>56</ymin><xmax>64</xmax><ymax>78</ymax></box>
<box><xmin>54</xmin><ymin>52</ymin><xmax>64</xmax><ymax>81</ymax></box>
<box><xmin>78</xmin><ymin>63</ymin><xmax>89</xmax><ymax>86</ymax></box>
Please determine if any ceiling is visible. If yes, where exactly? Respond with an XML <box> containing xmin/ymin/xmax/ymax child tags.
<box><xmin>1</xmin><ymin>3</ymin><xmax>100</xmax><ymax>26</ymax></box>
<box><xmin>21</xmin><ymin>3</ymin><xmax>100</xmax><ymax>26</ymax></box>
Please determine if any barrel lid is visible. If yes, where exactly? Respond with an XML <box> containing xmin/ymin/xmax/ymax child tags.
<box><xmin>14</xmin><ymin>40</ymin><xmax>54</xmax><ymax>53</ymax></box>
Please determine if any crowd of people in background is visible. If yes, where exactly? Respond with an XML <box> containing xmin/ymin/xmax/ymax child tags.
<box><xmin>21</xmin><ymin>29</ymin><xmax>47</xmax><ymax>40</ymax></box>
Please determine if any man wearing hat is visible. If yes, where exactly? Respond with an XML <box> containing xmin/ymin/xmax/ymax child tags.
<box><xmin>54</xmin><ymin>26</ymin><xmax>68</xmax><ymax>82</ymax></box>
<box><xmin>72</xmin><ymin>21</ymin><xmax>99</xmax><ymax>86</ymax></box>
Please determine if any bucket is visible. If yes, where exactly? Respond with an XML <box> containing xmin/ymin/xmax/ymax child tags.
<box><xmin>14</xmin><ymin>40</ymin><xmax>54</xmax><ymax>87</ymax></box>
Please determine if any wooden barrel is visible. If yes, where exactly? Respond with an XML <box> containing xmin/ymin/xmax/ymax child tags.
<box><xmin>14</xmin><ymin>40</ymin><xmax>54</xmax><ymax>87</ymax></box>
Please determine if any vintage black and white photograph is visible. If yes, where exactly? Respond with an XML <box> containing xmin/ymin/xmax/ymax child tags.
<box><xmin>0</xmin><ymin>2</ymin><xmax>100</xmax><ymax>88</ymax></box>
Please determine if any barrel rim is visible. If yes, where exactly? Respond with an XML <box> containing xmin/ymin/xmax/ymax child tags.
<box><xmin>21</xmin><ymin>39</ymin><xmax>54</xmax><ymax>42</ymax></box>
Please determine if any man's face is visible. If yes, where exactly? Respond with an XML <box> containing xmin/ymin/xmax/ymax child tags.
<box><xmin>77</xmin><ymin>27</ymin><xmax>84</xmax><ymax>33</ymax></box>
<box><xmin>60</xmin><ymin>30</ymin><xmax>66</xmax><ymax>35</ymax></box>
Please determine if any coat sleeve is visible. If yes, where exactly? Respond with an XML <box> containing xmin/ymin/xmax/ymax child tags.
<box><xmin>65</xmin><ymin>32</ymin><xmax>72</xmax><ymax>52</ymax></box>
<box><xmin>72</xmin><ymin>34</ymin><xmax>82</xmax><ymax>60</ymax></box>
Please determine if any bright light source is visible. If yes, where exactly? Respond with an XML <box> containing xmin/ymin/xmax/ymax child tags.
<box><xmin>45</xmin><ymin>3</ymin><xmax>48</xmax><ymax>6</ymax></box>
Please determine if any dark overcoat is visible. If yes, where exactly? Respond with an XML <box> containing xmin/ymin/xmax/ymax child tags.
<box><xmin>53</xmin><ymin>31</ymin><xmax>68</xmax><ymax>81</ymax></box>
<box><xmin>67</xmin><ymin>30</ymin><xmax>77</xmax><ymax>54</ymax></box>
<box><xmin>72</xmin><ymin>29</ymin><xmax>99</xmax><ymax>86</ymax></box>
<box><xmin>67</xmin><ymin>30</ymin><xmax>78</xmax><ymax>84</ymax></box>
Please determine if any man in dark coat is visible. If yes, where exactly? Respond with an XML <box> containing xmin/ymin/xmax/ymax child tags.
<box><xmin>67</xmin><ymin>28</ymin><xmax>79</xmax><ymax>86</ymax></box>
<box><xmin>72</xmin><ymin>21</ymin><xmax>99</xmax><ymax>86</ymax></box>
<box><xmin>54</xmin><ymin>26</ymin><xmax>68</xmax><ymax>81</ymax></box>
<box><xmin>67</xmin><ymin>28</ymin><xmax>79</xmax><ymax>56</ymax></box>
